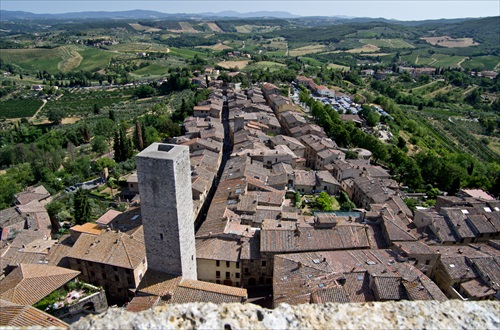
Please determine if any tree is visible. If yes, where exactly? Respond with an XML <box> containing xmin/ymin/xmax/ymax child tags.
<box><xmin>92</xmin><ymin>157</ymin><xmax>116</xmax><ymax>174</ymax></box>
<box><xmin>339</xmin><ymin>192</ymin><xmax>356</xmax><ymax>211</ymax></box>
<box><xmin>316</xmin><ymin>191</ymin><xmax>333</xmax><ymax>211</ymax></box>
<box><xmin>73</xmin><ymin>188</ymin><xmax>91</xmax><ymax>225</ymax></box>
<box><xmin>294</xmin><ymin>191</ymin><xmax>301</xmax><ymax>208</ymax></box>
<box><xmin>113</xmin><ymin>127</ymin><xmax>133</xmax><ymax>163</ymax></box>
<box><xmin>134</xmin><ymin>120</ymin><xmax>144</xmax><ymax>151</ymax></box>
<box><xmin>134</xmin><ymin>85</ymin><xmax>155</xmax><ymax>99</ymax></box>
<box><xmin>48</xmin><ymin>108</ymin><xmax>64</xmax><ymax>124</ymax></box>
<box><xmin>94</xmin><ymin>118</ymin><xmax>116</xmax><ymax>144</ymax></box>
<box><xmin>91</xmin><ymin>135</ymin><xmax>109</xmax><ymax>154</ymax></box>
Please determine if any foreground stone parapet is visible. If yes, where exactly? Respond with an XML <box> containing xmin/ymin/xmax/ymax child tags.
<box><xmin>71</xmin><ymin>300</ymin><xmax>499</xmax><ymax>330</ymax></box>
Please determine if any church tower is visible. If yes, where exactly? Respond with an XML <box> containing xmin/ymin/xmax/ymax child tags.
<box><xmin>136</xmin><ymin>143</ymin><xmax>197</xmax><ymax>279</ymax></box>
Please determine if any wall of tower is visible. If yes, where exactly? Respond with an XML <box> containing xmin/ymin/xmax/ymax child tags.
<box><xmin>136</xmin><ymin>143</ymin><xmax>197</xmax><ymax>279</ymax></box>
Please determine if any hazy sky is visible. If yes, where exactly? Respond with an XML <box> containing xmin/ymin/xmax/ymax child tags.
<box><xmin>1</xmin><ymin>1</ymin><xmax>499</xmax><ymax>21</ymax></box>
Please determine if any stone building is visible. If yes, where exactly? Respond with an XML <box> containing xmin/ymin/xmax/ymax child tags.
<box><xmin>136</xmin><ymin>143</ymin><xmax>197</xmax><ymax>279</ymax></box>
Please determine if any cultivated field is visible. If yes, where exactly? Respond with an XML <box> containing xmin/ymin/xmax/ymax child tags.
<box><xmin>235</xmin><ymin>25</ymin><xmax>278</xmax><ymax>33</ymax></box>
<box><xmin>360</xmin><ymin>38</ymin><xmax>414</xmax><ymax>49</ymax></box>
<box><xmin>196</xmin><ymin>43</ymin><xmax>232</xmax><ymax>51</ymax></box>
<box><xmin>0</xmin><ymin>99</ymin><xmax>43</xmax><ymax>119</ymax></box>
<box><xmin>58</xmin><ymin>47</ymin><xmax>83</xmax><ymax>72</ymax></box>
<box><xmin>345</xmin><ymin>44</ymin><xmax>381</xmax><ymax>53</ymax></box>
<box><xmin>289</xmin><ymin>44</ymin><xmax>325</xmax><ymax>56</ymax></box>
<box><xmin>421</xmin><ymin>36</ymin><xmax>480</xmax><ymax>47</ymax></box>
<box><xmin>217</xmin><ymin>60</ymin><xmax>251</xmax><ymax>69</ymax></box>
<box><xmin>327</xmin><ymin>63</ymin><xmax>350</xmax><ymax>71</ymax></box>
<box><xmin>129</xmin><ymin>23</ymin><xmax>162</xmax><ymax>32</ymax></box>
<box><xmin>206</xmin><ymin>22</ymin><xmax>223</xmax><ymax>33</ymax></box>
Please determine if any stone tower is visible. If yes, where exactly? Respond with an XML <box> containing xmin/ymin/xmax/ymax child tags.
<box><xmin>136</xmin><ymin>143</ymin><xmax>197</xmax><ymax>279</ymax></box>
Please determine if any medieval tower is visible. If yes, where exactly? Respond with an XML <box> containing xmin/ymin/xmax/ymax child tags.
<box><xmin>136</xmin><ymin>143</ymin><xmax>197</xmax><ymax>279</ymax></box>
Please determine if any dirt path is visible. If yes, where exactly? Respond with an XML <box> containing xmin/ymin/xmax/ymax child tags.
<box><xmin>457</xmin><ymin>57</ymin><xmax>467</xmax><ymax>69</ymax></box>
<box><xmin>31</xmin><ymin>99</ymin><xmax>47</xmax><ymax>120</ymax></box>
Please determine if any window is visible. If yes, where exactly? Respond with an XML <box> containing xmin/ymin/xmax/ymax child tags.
<box><xmin>76</xmin><ymin>260</ymin><xmax>81</xmax><ymax>265</ymax></box>
<box><xmin>160</xmin><ymin>233</ymin><xmax>164</xmax><ymax>241</ymax></box>
<box><xmin>226</xmin><ymin>272</ymin><xmax>230</xmax><ymax>279</ymax></box>
<box><xmin>244</xmin><ymin>267</ymin><xmax>249</xmax><ymax>274</ymax></box>
<box><xmin>216</xmin><ymin>271</ymin><xmax>221</xmax><ymax>278</ymax></box>
<box><xmin>115</xmin><ymin>275</ymin><xmax>119</xmax><ymax>282</ymax></box>
<box><xmin>425</xmin><ymin>260</ymin><xmax>431</xmax><ymax>265</ymax></box>
<box><xmin>226</xmin><ymin>261</ymin><xmax>230</xmax><ymax>268</ymax></box>
<box><xmin>236</xmin><ymin>262</ymin><xmax>240</xmax><ymax>269</ymax></box>
<box><xmin>236</xmin><ymin>273</ymin><xmax>240</xmax><ymax>279</ymax></box>
<box><xmin>113</xmin><ymin>266</ymin><xmax>118</xmax><ymax>271</ymax></box>
<box><xmin>216</xmin><ymin>260</ymin><xmax>220</xmax><ymax>267</ymax></box>
<box><xmin>261</xmin><ymin>260</ymin><xmax>267</xmax><ymax>267</ymax></box>
<box><xmin>102</xmin><ymin>273</ymin><xmax>107</xmax><ymax>280</ymax></box>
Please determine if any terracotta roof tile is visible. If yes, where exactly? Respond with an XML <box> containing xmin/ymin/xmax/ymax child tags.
<box><xmin>0</xmin><ymin>299</ymin><xmax>68</xmax><ymax>328</ymax></box>
<box><xmin>125</xmin><ymin>294</ymin><xmax>160</xmax><ymax>312</ymax></box>
<box><xmin>67</xmin><ymin>227</ymin><xmax>145</xmax><ymax>269</ymax></box>
<box><xmin>0</xmin><ymin>264</ymin><xmax>79</xmax><ymax>305</ymax></box>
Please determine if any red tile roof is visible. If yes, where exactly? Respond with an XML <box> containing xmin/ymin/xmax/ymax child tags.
<box><xmin>0</xmin><ymin>299</ymin><xmax>68</xmax><ymax>328</ymax></box>
<box><xmin>0</xmin><ymin>264</ymin><xmax>79</xmax><ymax>305</ymax></box>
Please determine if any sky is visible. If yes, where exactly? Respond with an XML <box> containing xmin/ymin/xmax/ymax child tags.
<box><xmin>1</xmin><ymin>0</ymin><xmax>499</xmax><ymax>21</ymax></box>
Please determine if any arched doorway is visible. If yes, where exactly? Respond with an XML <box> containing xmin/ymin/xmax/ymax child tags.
<box><xmin>248</xmin><ymin>277</ymin><xmax>257</xmax><ymax>286</ymax></box>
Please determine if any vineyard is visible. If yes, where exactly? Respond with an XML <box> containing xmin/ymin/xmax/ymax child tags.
<box><xmin>0</xmin><ymin>99</ymin><xmax>43</xmax><ymax>118</ymax></box>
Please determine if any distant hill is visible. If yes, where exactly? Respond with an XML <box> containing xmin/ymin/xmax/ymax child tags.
<box><xmin>0</xmin><ymin>9</ymin><xmax>299</xmax><ymax>20</ymax></box>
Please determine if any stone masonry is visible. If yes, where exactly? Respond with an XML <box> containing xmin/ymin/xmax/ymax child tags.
<box><xmin>136</xmin><ymin>143</ymin><xmax>197</xmax><ymax>279</ymax></box>
<box><xmin>72</xmin><ymin>300</ymin><xmax>499</xmax><ymax>330</ymax></box>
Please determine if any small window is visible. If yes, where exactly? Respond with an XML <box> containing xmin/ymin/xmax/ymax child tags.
<box><xmin>113</xmin><ymin>266</ymin><xmax>118</xmax><ymax>271</ymax></box>
<box><xmin>226</xmin><ymin>261</ymin><xmax>230</xmax><ymax>268</ymax></box>
<box><xmin>261</xmin><ymin>260</ymin><xmax>267</xmax><ymax>267</ymax></box>
<box><xmin>216</xmin><ymin>271</ymin><xmax>221</xmax><ymax>278</ymax></box>
<box><xmin>76</xmin><ymin>260</ymin><xmax>81</xmax><ymax>265</ymax></box>
<box><xmin>226</xmin><ymin>272</ymin><xmax>230</xmax><ymax>279</ymax></box>
<box><xmin>115</xmin><ymin>275</ymin><xmax>119</xmax><ymax>282</ymax></box>
<box><xmin>425</xmin><ymin>260</ymin><xmax>431</xmax><ymax>265</ymax></box>
<box><xmin>244</xmin><ymin>267</ymin><xmax>249</xmax><ymax>274</ymax></box>
<box><xmin>236</xmin><ymin>262</ymin><xmax>240</xmax><ymax>269</ymax></box>
<box><xmin>236</xmin><ymin>273</ymin><xmax>240</xmax><ymax>279</ymax></box>
<box><xmin>160</xmin><ymin>233</ymin><xmax>164</xmax><ymax>241</ymax></box>
<box><xmin>216</xmin><ymin>260</ymin><xmax>220</xmax><ymax>267</ymax></box>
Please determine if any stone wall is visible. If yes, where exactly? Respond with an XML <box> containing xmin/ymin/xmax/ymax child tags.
<box><xmin>71</xmin><ymin>300</ymin><xmax>499</xmax><ymax>329</ymax></box>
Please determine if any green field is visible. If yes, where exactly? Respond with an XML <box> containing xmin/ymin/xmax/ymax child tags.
<box><xmin>167</xmin><ymin>47</ymin><xmax>206</xmax><ymax>59</ymax></box>
<box><xmin>360</xmin><ymin>38</ymin><xmax>414</xmax><ymax>49</ymax></box>
<box><xmin>77</xmin><ymin>48</ymin><xmax>116</xmax><ymax>72</ymax></box>
<box><xmin>327</xmin><ymin>63</ymin><xmax>350</xmax><ymax>71</ymax></box>
<box><xmin>460</xmin><ymin>56</ymin><xmax>500</xmax><ymax>71</ymax></box>
<box><xmin>0</xmin><ymin>99</ymin><xmax>43</xmax><ymax>118</ymax></box>
<box><xmin>130</xmin><ymin>63</ymin><xmax>168</xmax><ymax>76</ymax></box>
<box><xmin>0</xmin><ymin>48</ymin><xmax>63</xmax><ymax>73</ymax></box>
<box><xmin>244</xmin><ymin>61</ymin><xmax>286</xmax><ymax>72</ymax></box>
